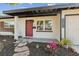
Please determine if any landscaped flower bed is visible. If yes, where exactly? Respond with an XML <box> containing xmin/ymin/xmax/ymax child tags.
<box><xmin>26</xmin><ymin>42</ymin><xmax>79</xmax><ymax>56</ymax></box>
<box><xmin>0</xmin><ymin>35</ymin><xmax>78</xmax><ymax>56</ymax></box>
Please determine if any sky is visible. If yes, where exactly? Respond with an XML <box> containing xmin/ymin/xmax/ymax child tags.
<box><xmin>0</xmin><ymin>3</ymin><xmax>55</xmax><ymax>16</ymax></box>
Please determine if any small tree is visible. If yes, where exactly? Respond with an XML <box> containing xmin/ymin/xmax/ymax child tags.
<box><xmin>8</xmin><ymin>3</ymin><xmax>19</xmax><ymax>6</ymax></box>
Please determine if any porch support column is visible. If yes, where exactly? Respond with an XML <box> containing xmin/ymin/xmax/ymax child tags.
<box><xmin>61</xmin><ymin>11</ymin><xmax>65</xmax><ymax>39</ymax></box>
<box><xmin>58</xmin><ymin>13</ymin><xmax>62</xmax><ymax>40</ymax></box>
<box><xmin>14</xmin><ymin>16</ymin><xmax>19</xmax><ymax>40</ymax></box>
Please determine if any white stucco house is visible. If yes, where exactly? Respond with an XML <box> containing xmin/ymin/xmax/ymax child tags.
<box><xmin>1</xmin><ymin>3</ymin><xmax>79</xmax><ymax>46</ymax></box>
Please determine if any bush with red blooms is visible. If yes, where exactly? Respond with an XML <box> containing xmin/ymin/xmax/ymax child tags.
<box><xmin>49</xmin><ymin>41</ymin><xmax>58</xmax><ymax>49</ymax></box>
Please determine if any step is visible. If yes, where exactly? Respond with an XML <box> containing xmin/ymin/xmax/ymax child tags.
<box><xmin>17</xmin><ymin>43</ymin><xmax>27</xmax><ymax>47</ymax></box>
<box><xmin>14</xmin><ymin>46</ymin><xmax>29</xmax><ymax>52</ymax></box>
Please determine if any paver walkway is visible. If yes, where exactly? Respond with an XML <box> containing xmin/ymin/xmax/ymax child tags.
<box><xmin>13</xmin><ymin>43</ymin><xmax>30</xmax><ymax>56</ymax></box>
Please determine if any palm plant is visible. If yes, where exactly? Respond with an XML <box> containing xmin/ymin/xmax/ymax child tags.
<box><xmin>58</xmin><ymin>38</ymin><xmax>72</xmax><ymax>48</ymax></box>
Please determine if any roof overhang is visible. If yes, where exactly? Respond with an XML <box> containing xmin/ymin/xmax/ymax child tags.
<box><xmin>3</xmin><ymin>3</ymin><xmax>79</xmax><ymax>17</ymax></box>
<box><xmin>3</xmin><ymin>7</ymin><xmax>61</xmax><ymax>17</ymax></box>
<box><xmin>0</xmin><ymin>16</ymin><xmax>14</xmax><ymax>19</ymax></box>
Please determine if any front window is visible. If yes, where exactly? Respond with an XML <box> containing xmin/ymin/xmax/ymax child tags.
<box><xmin>45</xmin><ymin>20</ymin><xmax>52</xmax><ymax>31</ymax></box>
<box><xmin>4</xmin><ymin>21</ymin><xmax>14</xmax><ymax>28</ymax></box>
<box><xmin>37</xmin><ymin>21</ymin><xmax>43</xmax><ymax>31</ymax></box>
<box><xmin>37</xmin><ymin>20</ymin><xmax>52</xmax><ymax>32</ymax></box>
<box><xmin>0</xmin><ymin>21</ymin><xmax>14</xmax><ymax>33</ymax></box>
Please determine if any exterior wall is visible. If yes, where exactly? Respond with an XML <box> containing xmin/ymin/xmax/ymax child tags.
<box><xmin>0</xmin><ymin>15</ymin><xmax>60</xmax><ymax>40</ymax></box>
<box><xmin>62</xmin><ymin>9</ymin><xmax>79</xmax><ymax>18</ymax></box>
<box><xmin>0</xmin><ymin>18</ymin><xmax>14</xmax><ymax>21</ymax></box>
<box><xmin>18</xmin><ymin>15</ymin><xmax>60</xmax><ymax>40</ymax></box>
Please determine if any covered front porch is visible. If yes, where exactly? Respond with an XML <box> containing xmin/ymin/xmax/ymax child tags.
<box><xmin>3</xmin><ymin>6</ymin><xmax>62</xmax><ymax>42</ymax></box>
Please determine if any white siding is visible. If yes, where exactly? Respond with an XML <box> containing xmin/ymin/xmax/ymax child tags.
<box><xmin>18</xmin><ymin>15</ymin><xmax>60</xmax><ymax>40</ymax></box>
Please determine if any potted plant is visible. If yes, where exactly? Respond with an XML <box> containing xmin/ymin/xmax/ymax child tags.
<box><xmin>58</xmin><ymin>38</ymin><xmax>72</xmax><ymax>48</ymax></box>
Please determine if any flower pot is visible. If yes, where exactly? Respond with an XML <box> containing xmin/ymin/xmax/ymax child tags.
<box><xmin>63</xmin><ymin>45</ymin><xmax>68</xmax><ymax>48</ymax></box>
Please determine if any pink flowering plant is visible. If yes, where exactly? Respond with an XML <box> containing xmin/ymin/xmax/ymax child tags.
<box><xmin>46</xmin><ymin>41</ymin><xmax>58</xmax><ymax>55</ymax></box>
<box><xmin>49</xmin><ymin>41</ymin><xmax>58</xmax><ymax>49</ymax></box>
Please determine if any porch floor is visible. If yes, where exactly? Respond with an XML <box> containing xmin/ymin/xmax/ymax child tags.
<box><xmin>19</xmin><ymin>37</ymin><xmax>58</xmax><ymax>43</ymax></box>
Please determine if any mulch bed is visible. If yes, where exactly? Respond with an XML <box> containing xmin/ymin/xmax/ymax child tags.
<box><xmin>0</xmin><ymin>35</ymin><xmax>15</xmax><ymax>56</ymax></box>
<box><xmin>26</xmin><ymin>42</ymin><xmax>79</xmax><ymax>56</ymax></box>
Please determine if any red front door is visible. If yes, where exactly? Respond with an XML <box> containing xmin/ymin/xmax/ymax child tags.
<box><xmin>25</xmin><ymin>20</ymin><xmax>33</xmax><ymax>36</ymax></box>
